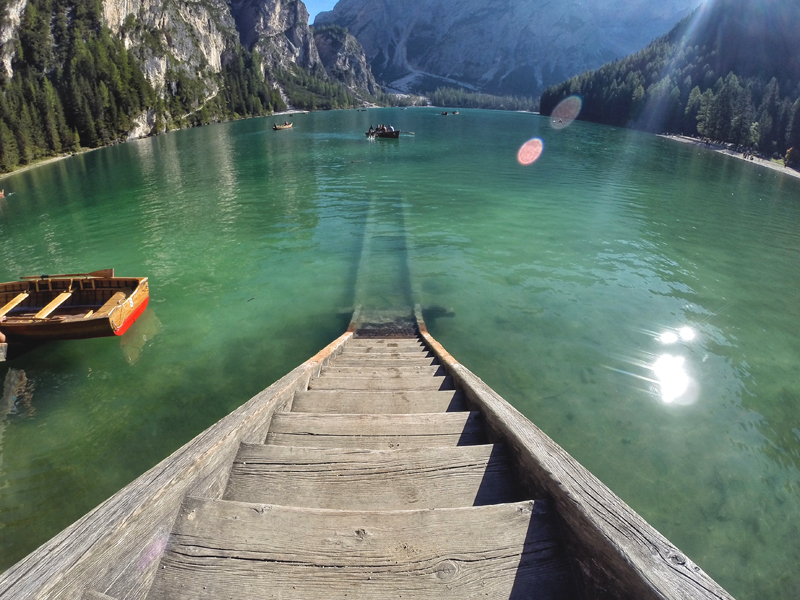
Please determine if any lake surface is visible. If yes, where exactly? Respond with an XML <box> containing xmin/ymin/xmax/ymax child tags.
<box><xmin>1</xmin><ymin>108</ymin><xmax>799</xmax><ymax>599</ymax></box>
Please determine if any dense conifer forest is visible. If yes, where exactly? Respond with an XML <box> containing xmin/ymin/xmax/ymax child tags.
<box><xmin>540</xmin><ymin>0</ymin><xmax>800</xmax><ymax>161</ymax></box>
<box><xmin>430</xmin><ymin>87</ymin><xmax>538</xmax><ymax>112</ymax></box>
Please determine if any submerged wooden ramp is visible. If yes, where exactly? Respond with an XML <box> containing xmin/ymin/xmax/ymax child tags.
<box><xmin>147</xmin><ymin>333</ymin><xmax>576</xmax><ymax>599</ymax></box>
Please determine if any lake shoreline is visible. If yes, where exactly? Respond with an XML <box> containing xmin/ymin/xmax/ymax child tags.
<box><xmin>0</xmin><ymin>110</ymin><xmax>309</xmax><ymax>184</ymax></box>
<box><xmin>659</xmin><ymin>134</ymin><xmax>800</xmax><ymax>180</ymax></box>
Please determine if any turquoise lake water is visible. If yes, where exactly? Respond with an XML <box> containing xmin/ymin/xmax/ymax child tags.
<box><xmin>1</xmin><ymin>108</ymin><xmax>800</xmax><ymax>598</ymax></box>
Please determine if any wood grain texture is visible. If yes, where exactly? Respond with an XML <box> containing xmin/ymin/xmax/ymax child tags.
<box><xmin>348</xmin><ymin>338</ymin><xmax>424</xmax><ymax>347</ymax></box>
<box><xmin>415</xmin><ymin>309</ymin><xmax>734</xmax><ymax>600</ymax></box>
<box><xmin>331</xmin><ymin>356</ymin><xmax>439</xmax><ymax>366</ymax></box>
<box><xmin>223</xmin><ymin>443</ymin><xmax>522</xmax><ymax>509</ymax></box>
<box><xmin>0</xmin><ymin>332</ymin><xmax>354</xmax><ymax>600</ymax></box>
<box><xmin>0</xmin><ymin>343</ymin><xmax>6</xmax><ymax>361</ymax></box>
<box><xmin>322</xmin><ymin>365</ymin><xmax>446</xmax><ymax>377</ymax></box>
<box><xmin>83</xmin><ymin>590</ymin><xmax>117</xmax><ymax>600</ymax></box>
<box><xmin>340</xmin><ymin>346</ymin><xmax>433</xmax><ymax>355</ymax></box>
<box><xmin>310</xmin><ymin>374</ymin><xmax>455</xmax><ymax>390</ymax></box>
<box><xmin>146</xmin><ymin>497</ymin><xmax>576</xmax><ymax>600</ymax></box>
<box><xmin>266</xmin><ymin>411</ymin><xmax>488</xmax><ymax>448</ymax></box>
<box><xmin>291</xmin><ymin>390</ymin><xmax>468</xmax><ymax>413</ymax></box>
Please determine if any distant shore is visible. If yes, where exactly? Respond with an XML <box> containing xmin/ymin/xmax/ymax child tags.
<box><xmin>0</xmin><ymin>110</ymin><xmax>311</xmax><ymax>183</ymax></box>
<box><xmin>660</xmin><ymin>134</ymin><xmax>800</xmax><ymax>181</ymax></box>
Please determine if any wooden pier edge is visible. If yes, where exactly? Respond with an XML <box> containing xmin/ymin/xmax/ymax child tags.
<box><xmin>414</xmin><ymin>305</ymin><xmax>734</xmax><ymax>600</ymax></box>
<box><xmin>0</xmin><ymin>331</ymin><xmax>353</xmax><ymax>600</ymax></box>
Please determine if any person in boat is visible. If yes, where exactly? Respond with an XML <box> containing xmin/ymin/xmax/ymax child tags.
<box><xmin>0</xmin><ymin>189</ymin><xmax>4</xmax><ymax>198</ymax></box>
<box><xmin>368</xmin><ymin>125</ymin><xmax>374</xmax><ymax>134</ymax></box>
<box><xmin>0</xmin><ymin>328</ymin><xmax>5</xmax><ymax>343</ymax></box>
<box><xmin>284</xmin><ymin>121</ymin><xmax>289</xmax><ymax>126</ymax></box>
<box><xmin>387</xmin><ymin>125</ymin><xmax>395</xmax><ymax>132</ymax></box>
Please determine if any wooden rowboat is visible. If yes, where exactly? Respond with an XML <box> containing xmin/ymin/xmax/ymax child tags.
<box><xmin>0</xmin><ymin>308</ymin><xmax>733</xmax><ymax>599</ymax></box>
<box><xmin>273</xmin><ymin>123</ymin><xmax>293</xmax><ymax>130</ymax></box>
<box><xmin>0</xmin><ymin>269</ymin><xmax>149</xmax><ymax>341</ymax></box>
<box><xmin>366</xmin><ymin>130</ymin><xmax>400</xmax><ymax>139</ymax></box>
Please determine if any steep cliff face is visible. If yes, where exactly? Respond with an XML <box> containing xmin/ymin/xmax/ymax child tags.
<box><xmin>229</xmin><ymin>0</ymin><xmax>321</xmax><ymax>70</ymax></box>
<box><xmin>313</xmin><ymin>25</ymin><xmax>377</xmax><ymax>95</ymax></box>
<box><xmin>315</xmin><ymin>0</ymin><xmax>703</xmax><ymax>96</ymax></box>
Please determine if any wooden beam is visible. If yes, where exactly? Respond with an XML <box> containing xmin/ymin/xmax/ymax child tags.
<box><xmin>34</xmin><ymin>292</ymin><xmax>72</xmax><ymax>320</ymax></box>
<box><xmin>0</xmin><ymin>292</ymin><xmax>29</xmax><ymax>318</ymax></box>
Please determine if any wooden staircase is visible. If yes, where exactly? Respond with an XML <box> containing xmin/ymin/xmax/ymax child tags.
<box><xmin>145</xmin><ymin>335</ymin><xmax>578</xmax><ymax>599</ymax></box>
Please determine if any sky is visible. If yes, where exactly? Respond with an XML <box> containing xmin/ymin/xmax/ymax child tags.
<box><xmin>304</xmin><ymin>1</ymin><xmax>339</xmax><ymax>23</ymax></box>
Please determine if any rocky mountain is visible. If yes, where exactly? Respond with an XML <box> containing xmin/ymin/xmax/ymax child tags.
<box><xmin>315</xmin><ymin>0</ymin><xmax>703</xmax><ymax>96</ymax></box>
<box><xmin>0</xmin><ymin>0</ymin><xmax>378</xmax><ymax>171</ymax></box>
<box><xmin>314</xmin><ymin>24</ymin><xmax>378</xmax><ymax>96</ymax></box>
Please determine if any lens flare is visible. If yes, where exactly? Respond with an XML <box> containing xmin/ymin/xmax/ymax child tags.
<box><xmin>550</xmin><ymin>96</ymin><xmax>582</xmax><ymax>129</ymax></box>
<box><xmin>679</xmin><ymin>326</ymin><xmax>695</xmax><ymax>341</ymax></box>
<box><xmin>517</xmin><ymin>138</ymin><xmax>544</xmax><ymax>165</ymax></box>
<box><xmin>652</xmin><ymin>354</ymin><xmax>689</xmax><ymax>404</ymax></box>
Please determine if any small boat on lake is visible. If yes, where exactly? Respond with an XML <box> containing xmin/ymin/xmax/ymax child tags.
<box><xmin>366</xmin><ymin>129</ymin><xmax>401</xmax><ymax>139</ymax></box>
<box><xmin>0</xmin><ymin>307</ymin><xmax>733</xmax><ymax>600</ymax></box>
<box><xmin>0</xmin><ymin>269</ymin><xmax>149</xmax><ymax>341</ymax></box>
<box><xmin>273</xmin><ymin>122</ymin><xmax>293</xmax><ymax>130</ymax></box>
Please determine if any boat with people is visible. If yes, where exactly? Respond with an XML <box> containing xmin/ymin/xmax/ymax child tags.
<box><xmin>366</xmin><ymin>125</ymin><xmax>401</xmax><ymax>139</ymax></box>
<box><xmin>0</xmin><ymin>306</ymin><xmax>733</xmax><ymax>600</ymax></box>
<box><xmin>0</xmin><ymin>269</ymin><xmax>149</xmax><ymax>341</ymax></box>
<box><xmin>273</xmin><ymin>122</ymin><xmax>293</xmax><ymax>130</ymax></box>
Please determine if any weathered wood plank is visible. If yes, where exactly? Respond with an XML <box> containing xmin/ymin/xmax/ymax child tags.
<box><xmin>340</xmin><ymin>346</ymin><xmax>432</xmax><ymax>355</ymax></box>
<box><xmin>348</xmin><ymin>339</ymin><xmax>423</xmax><ymax>348</ymax></box>
<box><xmin>0</xmin><ymin>342</ymin><xmax>7</xmax><ymax>362</ymax></box>
<box><xmin>322</xmin><ymin>365</ymin><xmax>446</xmax><ymax>377</ymax></box>
<box><xmin>146</xmin><ymin>497</ymin><xmax>576</xmax><ymax>600</ymax></box>
<box><xmin>331</xmin><ymin>356</ymin><xmax>439</xmax><ymax>367</ymax></box>
<box><xmin>291</xmin><ymin>390</ymin><xmax>468</xmax><ymax>414</ymax></box>
<box><xmin>0</xmin><ymin>292</ymin><xmax>29</xmax><ymax>318</ymax></box>
<box><xmin>310</xmin><ymin>375</ymin><xmax>455</xmax><ymax>390</ymax></box>
<box><xmin>266</xmin><ymin>412</ymin><xmax>487</xmax><ymax>448</ymax></box>
<box><xmin>0</xmin><ymin>332</ymin><xmax>354</xmax><ymax>600</ymax></box>
<box><xmin>223</xmin><ymin>443</ymin><xmax>522</xmax><ymax>509</ymax></box>
<box><xmin>415</xmin><ymin>308</ymin><xmax>734</xmax><ymax>600</ymax></box>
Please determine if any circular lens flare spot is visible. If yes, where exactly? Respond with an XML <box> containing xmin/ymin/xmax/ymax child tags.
<box><xmin>550</xmin><ymin>96</ymin><xmax>582</xmax><ymax>129</ymax></box>
<box><xmin>517</xmin><ymin>138</ymin><xmax>544</xmax><ymax>165</ymax></box>
<box><xmin>679</xmin><ymin>326</ymin><xmax>695</xmax><ymax>341</ymax></box>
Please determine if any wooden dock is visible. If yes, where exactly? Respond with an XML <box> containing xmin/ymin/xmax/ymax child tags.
<box><xmin>0</xmin><ymin>310</ymin><xmax>734</xmax><ymax>600</ymax></box>
<box><xmin>146</xmin><ymin>333</ymin><xmax>576</xmax><ymax>599</ymax></box>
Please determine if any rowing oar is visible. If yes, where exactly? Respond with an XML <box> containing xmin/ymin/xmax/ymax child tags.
<box><xmin>21</xmin><ymin>268</ymin><xmax>115</xmax><ymax>280</ymax></box>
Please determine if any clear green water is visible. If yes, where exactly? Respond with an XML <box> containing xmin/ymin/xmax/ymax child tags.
<box><xmin>1</xmin><ymin>109</ymin><xmax>800</xmax><ymax>598</ymax></box>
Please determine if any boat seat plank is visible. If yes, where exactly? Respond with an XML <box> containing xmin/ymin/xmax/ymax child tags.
<box><xmin>34</xmin><ymin>292</ymin><xmax>72</xmax><ymax>319</ymax></box>
<box><xmin>310</xmin><ymin>374</ymin><xmax>455</xmax><ymax>391</ymax></box>
<box><xmin>322</xmin><ymin>365</ymin><xmax>446</xmax><ymax>377</ymax></box>
<box><xmin>0</xmin><ymin>292</ymin><xmax>29</xmax><ymax>318</ymax></box>
<box><xmin>97</xmin><ymin>291</ymin><xmax>128</xmax><ymax>314</ymax></box>
<box><xmin>223</xmin><ymin>443</ymin><xmax>522</xmax><ymax>509</ymax></box>
<box><xmin>291</xmin><ymin>390</ymin><xmax>468</xmax><ymax>414</ymax></box>
<box><xmin>266</xmin><ymin>412</ymin><xmax>487</xmax><ymax>448</ymax></box>
<box><xmin>146</xmin><ymin>497</ymin><xmax>576</xmax><ymax>600</ymax></box>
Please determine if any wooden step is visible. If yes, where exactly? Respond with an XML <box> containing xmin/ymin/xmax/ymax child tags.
<box><xmin>147</xmin><ymin>497</ymin><xmax>576</xmax><ymax>600</ymax></box>
<box><xmin>331</xmin><ymin>356</ymin><xmax>439</xmax><ymax>367</ymax></box>
<box><xmin>340</xmin><ymin>346</ymin><xmax>431</xmax><ymax>355</ymax></box>
<box><xmin>321</xmin><ymin>365</ymin><xmax>446</xmax><ymax>377</ymax></box>
<box><xmin>292</xmin><ymin>390</ymin><xmax>468</xmax><ymax>413</ymax></box>
<box><xmin>348</xmin><ymin>339</ymin><xmax>424</xmax><ymax>348</ymax></box>
<box><xmin>224</xmin><ymin>443</ymin><xmax>522</xmax><ymax>509</ymax></box>
<box><xmin>310</xmin><ymin>375</ymin><xmax>455</xmax><ymax>391</ymax></box>
<box><xmin>266</xmin><ymin>412</ymin><xmax>487</xmax><ymax>448</ymax></box>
